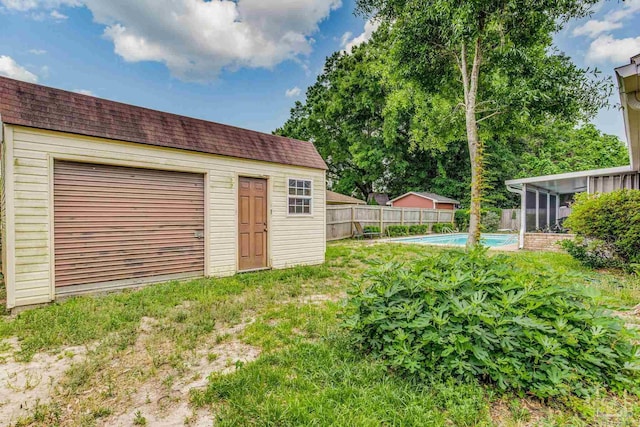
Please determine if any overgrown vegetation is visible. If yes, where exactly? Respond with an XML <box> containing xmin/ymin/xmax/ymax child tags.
<box><xmin>563</xmin><ymin>190</ymin><xmax>640</xmax><ymax>269</ymax></box>
<box><xmin>2</xmin><ymin>242</ymin><xmax>640</xmax><ymax>425</ymax></box>
<box><xmin>430</xmin><ymin>223</ymin><xmax>453</xmax><ymax>233</ymax></box>
<box><xmin>386</xmin><ymin>225</ymin><xmax>410</xmax><ymax>237</ymax></box>
<box><xmin>455</xmin><ymin>208</ymin><xmax>502</xmax><ymax>232</ymax></box>
<box><xmin>408</xmin><ymin>224</ymin><xmax>430</xmax><ymax>235</ymax></box>
<box><xmin>344</xmin><ymin>247</ymin><xmax>640</xmax><ymax>398</ymax></box>
<box><xmin>386</xmin><ymin>224</ymin><xmax>450</xmax><ymax>236</ymax></box>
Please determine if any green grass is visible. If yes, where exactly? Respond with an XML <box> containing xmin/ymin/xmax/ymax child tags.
<box><xmin>0</xmin><ymin>264</ymin><xmax>337</xmax><ymax>361</ymax></box>
<box><xmin>2</xmin><ymin>241</ymin><xmax>639</xmax><ymax>426</ymax></box>
<box><xmin>192</xmin><ymin>336</ymin><xmax>492</xmax><ymax>426</ymax></box>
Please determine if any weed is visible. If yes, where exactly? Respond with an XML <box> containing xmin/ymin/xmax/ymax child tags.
<box><xmin>133</xmin><ymin>410</ymin><xmax>147</xmax><ymax>425</ymax></box>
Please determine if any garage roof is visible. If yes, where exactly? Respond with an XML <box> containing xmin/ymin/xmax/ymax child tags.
<box><xmin>389</xmin><ymin>191</ymin><xmax>460</xmax><ymax>205</ymax></box>
<box><xmin>0</xmin><ymin>76</ymin><xmax>327</xmax><ymax>170</ymax></box>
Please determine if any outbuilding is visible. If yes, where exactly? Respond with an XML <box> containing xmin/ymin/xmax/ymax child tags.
<box><xmin>326</xmin><ymin>190</ymin><xmax>366</xmax><ymax>205</ymax></box>
<box><xmin>388</xmin><ymin>191</ymin><xmax>459</xmax><ymax>210</ymax></box>
<box><xmin>0</xmin><ymin>76</ymin><xmax>327</xmax><ymax>310</ymax></box>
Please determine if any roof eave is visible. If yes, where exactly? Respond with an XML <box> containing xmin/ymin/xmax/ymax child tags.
<box><xmin>505</xmin><ymin>165</ymin><xmax>634</xmax><ymax>187</ymax></box>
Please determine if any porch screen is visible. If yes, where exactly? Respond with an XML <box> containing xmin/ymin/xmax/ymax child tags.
<box><xmin>538</xmin><ymin>192</ymin><xmax>548</xmax><ymax>230</ymax></box>
<box><xmin>550</xmin><ymin>195</ymin><xmax>557</xmax><ymax>226</ymax></box>
<box><xmin>526</xmin><ymin>190</ymin><xmax>537</xmax><ymax>231</ymax></box>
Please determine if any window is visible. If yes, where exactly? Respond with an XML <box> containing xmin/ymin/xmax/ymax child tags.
<box><xmin>288</xmin><ymin>178</ymin><xmax>312</xmax><ymax>215</ymax></box>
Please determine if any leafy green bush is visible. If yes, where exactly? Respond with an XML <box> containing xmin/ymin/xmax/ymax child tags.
<box><xmin>431</xmin><ymin>223</ymin><xmax>454</xmax><ymax>233</ymax></box>
<box><xmin>455</xmin><ymin>208</ymin><xmax>501</xmax><ymax>232</ymax></box>
<box><xmin>386</xmin><ymin>225</ymin><xmax>409</xmax><ymax>237</ymax></box>
<box><xmin>481</xmin><ymin>211</ymin><xmax>500</xmax><ymax>232</ymax></box>
<box><xmin>344</xmin><ymin>248</ymin><xmax>640</xmax><ymax>398</ymax></box>
<box><xmin>408</xmin><ymin>224</ymin><xmax>429</xmax><ymax>235</ymax></box>
<box><xmin>564</xmin><ymin>190</ymin><xmax>640</xmax><ymax>267</ymax></box>
<box><xmin>454</xmin><ymin>210</ymin><xmax>470</xmax><ymax>231</ymax></box>
<box><xmin>561</xmin><ymin>237</ymin><xmax>624</xmax><ymax>269</ymax></box>
<box><xmin>364</xmin><ymin>226</ymin><xmax>381</xmax><ymax>234</ymax></box>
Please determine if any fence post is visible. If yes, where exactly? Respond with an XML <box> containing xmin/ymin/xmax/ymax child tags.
<box><xmin>350</xmin><ymin>206</ymin><xmax>355</xmax><ymax>236</ymax></box>
<box><xmin>419</xmin><ymin>209</ymin><xmax>423</xmax><ymax>225</ymax></box>
<box><xmin>380</xmin><ymin>206</ymin><xmax>384</xmax><ymax>233</ymax></box>
<box><xmin>401</xmin><ymin>208</ymin><xmax>405</xmax><ymax>225</ymax></box>
<box><xmin>436</xmin><ymin>210</ymin><xmax>441</xmax><ymax>223</ymax></box>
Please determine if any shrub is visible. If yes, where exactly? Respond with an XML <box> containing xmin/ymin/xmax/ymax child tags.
<box><xmin>344</xmin><ymin>248</ymin><xmax>640</xmax><ymax>398</ymax></box>
<box><xmin>431</xmin><ymin>223</ymin><xmax>454</xmax><ymax>233</ymax></box>
<box><xmin>455</xmin><ymin>208</ymin><xmax>501</xmax><ymax>232</ymax></box>
<box><xmin>408</xmin><ymin>224</ymin><xmax>429</xmax><ymax>235</ymax></box>
<box><xmin>454</xmin><ymin>210</ymin><xmax>470</xmax><ymax>231</ymax></box>
<box><xmin>564</xmin><ymin>190</ymin><xmax>640</xmax><ymax>267</ymax></box>
<box><xmin>561</xmin><ymin>237</ymin><xmax>624</xmax><ymax>269</ymax></box>
<box><xmin>364</xmin><ymin>226</ymin><xmax>381</xmax><ymax>234</ymax></box>
<box><xmin>481</xmin><ymin>211</ymin><xmax>500</xmax><ymax>232</ymax></box>
<box><xmin>386</xmin><ymin>225</ymin><xmax>410</xmax><ymax>237</ymax></box>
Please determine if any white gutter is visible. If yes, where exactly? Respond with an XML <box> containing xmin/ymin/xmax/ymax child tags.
<box><xmin>506</xmin><ymin>183</ymin><xmax>526</xmax><ymax>249</ymax></box>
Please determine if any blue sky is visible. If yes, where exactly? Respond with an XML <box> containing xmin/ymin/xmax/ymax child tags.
<box><xmin>0</xmin><ymin>0</ymin><xmax>638</xmax><ymax>141</ymax></box>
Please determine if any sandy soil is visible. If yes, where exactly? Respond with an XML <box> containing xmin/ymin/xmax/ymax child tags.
<box><xmin>0</xmin><ymin>338</ymin><xmax>88</xmax><ymax>426</ymax></box>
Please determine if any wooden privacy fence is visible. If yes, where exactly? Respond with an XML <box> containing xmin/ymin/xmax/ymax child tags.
<box><xmin>500</xmin><ymin>209</ymin><xmax>520</xmax><ymax>231</ymax></box>
<box><xmin>326</xmin><ymin>205</ymin><xmax>455</xmax><ymax>241</ymax></box>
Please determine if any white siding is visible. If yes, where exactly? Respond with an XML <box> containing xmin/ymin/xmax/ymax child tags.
<box><xmin>5</xmin><ymin>126</ymin><xmax>326</xmax><ymax>308</ymax></box>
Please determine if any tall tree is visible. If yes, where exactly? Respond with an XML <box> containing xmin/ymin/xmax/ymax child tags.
<box><xmin>517</xmin><ymin>122</ymin><xmax>629</xmax><ymax>177</ymax></box>
<box><xmin>356</xmin><ymin>0</ymin><xmax>607</xmax><ymax>244</ymax></box>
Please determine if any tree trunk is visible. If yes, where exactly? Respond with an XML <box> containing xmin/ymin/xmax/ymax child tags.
<box><xmin>460</xmin><ymin>40</ymin><xmax>483</xmax><ymax>246</ymax></box>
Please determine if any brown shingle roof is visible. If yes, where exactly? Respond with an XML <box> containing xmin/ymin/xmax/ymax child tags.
<box><xmin>0</xmin><ymin>76</ymin><xmax>327</xmax><ymax>170</ymax></box>
<box><xmin>326</xmin><ymin>190</ymin><xmax>366</xmax><ymax>205</ymax></box>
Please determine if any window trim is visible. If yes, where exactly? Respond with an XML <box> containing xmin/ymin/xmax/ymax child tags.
<box><xmin>287</xmin><ymin>177</ymin><xmax>313</xmax><ymax>216</ymax></box>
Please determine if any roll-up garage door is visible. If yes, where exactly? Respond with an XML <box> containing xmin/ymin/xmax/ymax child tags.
<box><xmin>54</xmin><ymin>161</ymin><xmax>205</xmax><ymax>290</ymax></box>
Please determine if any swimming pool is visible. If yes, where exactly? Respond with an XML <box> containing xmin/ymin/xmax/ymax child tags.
<box><xmin>389</xmin><ymin>233</ymin><xmax>518</xmax><ymax>247</ymax></box>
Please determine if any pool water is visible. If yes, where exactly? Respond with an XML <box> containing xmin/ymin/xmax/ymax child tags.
<box><xmin>390</xmin><ymin>233</ymin><xmax>518</xmax><ymax>247</ymax></box>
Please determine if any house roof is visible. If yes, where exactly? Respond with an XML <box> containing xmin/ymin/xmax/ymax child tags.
<box><xmin>615</xmin><ymin>53</ymin><xmax>640</xmax><ymax>171</ymax></box>
<box><xmin>0</xmin><ymin>76</ymin><xmax>327</xmax><ymax>170</ymax></box>
<box><xmin>326</xmin><ymin>190</ymin><xmax>366</xmax><ymax>205</ymax></box>
<box><xmin>389</xmin><ymin>191</ymin><xmax>460</xmax><ymax>205</ymax></box>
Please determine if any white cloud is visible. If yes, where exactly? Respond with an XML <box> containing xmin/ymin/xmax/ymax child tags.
<box><xmin>573</xmin><ymin>0</ymin><xmax>640</xmax><ymax>38</ymax></box>
<box><xmin>585</xmin><ymin>34</ymin><xmax>640</xmax><ymax>64</ymax></box>
<box><xmin>1</xmin><ymin>0</ymin><xmax>342</xmax><ymax>81</ymax></box>
<box><xmin>0</xmin><ymin>55</ymin><xmax>39</xmax><ymax>82</ymax></box>
<box><xmin>28</xmin><ymin>48</ymin><xmax>47</xmax><ymax>54</ymax></box>
<box><xmin>0</xmin><ymin>0</ymin><xmax>80</xmax><ymax>12</ymax></box>
<box><xmin>50</xmin><ymin>9</ymin><xmax>66</xmax><ymax>19</ymax></box>
<box><xmin>73</xmin><ymin>88</ymin><xmax>94</xmax><ymax>95</ymax></box>
<box><xmin>339</xmin><ymin>31</ymin><xmax>352</xmax><ymax>47</ymax></box>
<box><xmin>341</xmin><ymin>19</ymin><xmax>380</xmax><ymax>53</ymax></box>
<box><xmin>285</xmin><ymin>86</ymin><xmax>301</xmax><ymax>97</ymax></box>
<box><xmin>572</xmin><ymin>19</ymin><xmax>622</xmax><ymax>38</ymax></box>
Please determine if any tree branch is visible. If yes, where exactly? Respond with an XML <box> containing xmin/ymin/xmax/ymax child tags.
<box><xmin>476</xmin><ymin>110</ymin><xmax>503</xmax><ymax>123</ymax></box>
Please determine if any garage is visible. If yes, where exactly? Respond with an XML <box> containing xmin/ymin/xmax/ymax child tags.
<box><xmin>53</xmin><ymin>161</ymin><xmax>205</xmax><ymax>292</ymax></box>
<box><xmin>1</xmin><ymin>75</ymin><xmax>327</xmax><ymax>310</ymax></box>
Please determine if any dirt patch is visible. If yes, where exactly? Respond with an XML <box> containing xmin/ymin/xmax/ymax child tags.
<box><xmin>296</xmin><ymin>293</ymin><xmax>344</xmax><ymax>305</ymax></box>
<box><xmin>0</xmin><ymin>338</ymin><xmax>87</xmax><ymax>425</ymax></box>
<box><xmin>490</xmin><ymin>397</ymin><xmax>557</xmax><ymax>427</ymax></box>
<box><xmin>96</xmin><ymin>319</ymin><xmax>260</xmax><ymax>426</ymax></box>
<box><xmin>610</xmin><ymin>308</ymin><xmax>640</xmax><ymax>331</ymax></box>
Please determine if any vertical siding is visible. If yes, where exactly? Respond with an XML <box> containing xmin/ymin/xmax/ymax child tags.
<box><xmin>6</xmin><ymin>126</ymin><xmax>326</xmax><ymax>308</ymax></box>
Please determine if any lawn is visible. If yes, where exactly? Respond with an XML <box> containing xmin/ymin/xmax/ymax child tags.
<box><xmin>0</xmin><ymin>241</ymin><xmax>639</xmax><ymax>426</ymax></box>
